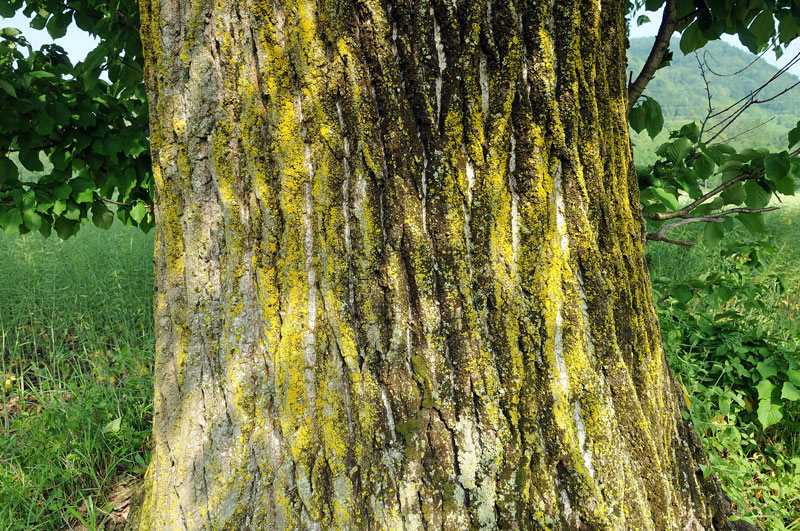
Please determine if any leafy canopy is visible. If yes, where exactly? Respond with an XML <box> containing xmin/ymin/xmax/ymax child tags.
<box><xmin>0</xmin><ymin>0</ymin><xmax>149</xmax><ymax>238</ymax></box>
<box><xmin>1</xmin><ymin>0</ymin><xmax>799</xmax><ymax>239</ymax></box>
<box><xmin>628</xmin><ymin>0</ymin><xmax>800</xmax><ymax>247</ymax></box>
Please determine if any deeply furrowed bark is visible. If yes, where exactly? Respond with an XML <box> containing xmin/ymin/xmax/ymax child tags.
<box><xmin>131</xmin><ymin>0</ymin><xmax>745</xmax><ymax>528</ymax></box>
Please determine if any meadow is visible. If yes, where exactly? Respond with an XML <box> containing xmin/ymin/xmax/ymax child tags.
<box><xmin>0</xmin><ymin>200</ymin><xmax>799</xmax><ymax>529</ymax></box>
<box><xmin>647</xmin><ymin>196</ymin><xmax>800</xmax><ymax>529</ymax></box>
<box><xmin>0</xmin><ymin>224</ymin><xmax>154</xmax><ymax>529</ymax></box>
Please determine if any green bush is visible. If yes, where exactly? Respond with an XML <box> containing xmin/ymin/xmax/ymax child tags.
<box><xmin>652</xmin><ymin>238</ymin><xmax>800</xmax><ymax>528</ymax></box>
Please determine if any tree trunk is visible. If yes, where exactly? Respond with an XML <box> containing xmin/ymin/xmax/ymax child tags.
<box><xmin>131</xmin><ymin>0</ymin><xmax>743</xmax><ymax>528</ymax></box>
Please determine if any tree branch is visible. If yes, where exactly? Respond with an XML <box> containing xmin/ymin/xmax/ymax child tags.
<box><xmin>643</xmin><ymin>148</ymin><xmax>800</xmax><ymax>222</ymax></box>
<box><xmin>643</xmin><ymin>172</ymin><xmax>759</xmax><ymax>221</ymax></box>
<box><xmin>646</xmin><ymin>234</ymin><xmax>696</xmax><ymax>246</ymax></box>
<box><xmin>628</xmin><ymin>0</ymin><xmax>694</xmax><ymax>112</ymax></box>
<box><xmin>100</xmin><ymin>197</ymin><xmax>133</xmax><ymax>207</ymax></box>
<box><xmin>646</xmin><ymin>207</ymin><xmax>778</xmax><ymax>244</ymax></box>
<box><xmin>675</xmin><ymin>8</ymin><xmax>707</xmax><ymax>28</ymax></box>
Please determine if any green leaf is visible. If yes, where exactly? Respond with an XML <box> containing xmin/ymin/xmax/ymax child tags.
<box><xmin>677</xmin><ymin>122</ymin><xmax>700</xmax><ymax>143</ymax></box>
<box><xmin>721</xmin><ymin>183</ymin><xmax>746</xmax><ymax>205</ymax></box>
<box><xmin>34</xmin><ymin>192</ymin><xmax>53</xmax><ymax>213</ymax></box>
<box><xmin>749</xmin><ymin>11</ymin><xmax>776</xmax><ymax>45</ymax></box>
<box><xmin>0</xmin><ymin>208</ymin><xmax>22</xmax><ymax>234</ymax></box>
<box><xmin>757</xmin><ymin>400</ymin><xmax>783</xmax><ymax>429</ymax></box>
<box><xmin>130</xmin><ymin>202</ymin><xmax>147</xmax><ymax>224</ymax></box>
<box><xmin>52</xmin><ymin>183</ymin><xmax>72</xmax><ymax>200</ymax></box>
<box><xmin>757</xmin><ymin>363</ymin><xmax>779</xmax><ymax>381</ymax></box>
<box><xmin>744</xmin><ymin>179</ymin><xmax>771</xmax><ymax>209</ymax></box>
<box><xmin>91</xmin><ymin>200</ymin><xmax>114</xmax><ymax>229</ymax></box>
<box><xmin>52</xmin><ymin>199</ymin><xmax>66</xmax><ymax>216</ymax></box>
<box><xmin>789</xmin><ymin>122</ymin><xmax>800</xmax><ymax>148</ymax></box>
<box><xmin>50</xmin><ymin>102</ymin><xmax>71</xmax><ymax>126</ymax></box>
<box><xmin>660</xmin><ymin>138</ymin><xmax>692</xmax><ymax>164</ymax></box>
<box><xmin>778</xmin><ymin>12</ymin><xmax>800</xmax><ymax>44</ymax></box>
<box><xmin>786</xmin><ymin>369</ymin><xmax>800</xmax><ymax>388</ymax></box>
<box><xmin>774</xmin><ymin>175</ymin><xmax>796</xmax><ymax>196</ymax></box>
<box><xmin>644</xmin><ymin>98</ymin><xmax>664</xmax><ymax>139</ymax></box>
<box><xmin>0</xmin><ymin>78</ymin><xmax>16</xmax><ymax>98</ymax></box>
<box><xmin>629</xmin><ymin>105</ymin><xmax>647</xmax><ymax>134</ymax></box>
<box><xmin>0</xmin><ymin>155</ymin><xmax>18</xmax><ymax>182</ymax></box>
<box><xmin>737</xmin><ymin>22</ymin><xmax>760</xmax><ymax>53</ymax></box>
<box><xmin>738</xmin><ymin>212</ymin><xmax>766</xmax><ymax>234</ymax></box>
<box><xmin>693</xmin><ymin>154</ymin><xmax>715</xmax><ymax>180</ymax></box>
<box><xmin>45</xmin><ymin>11</ymin><xmax>71</xmax><ymax>39</ymax></box>
<box><xmin>29</xmin><ymin>15</ymin><xmax>47</xmax><ymax>31</ymax></box>
<box><xmin>38</xmin><ymin>218</ymin><xmax>51</xmax><ymax>238</ymax></box>
<box><xmin>705</xmin><ymin>144</ymin><xmax>736</xmax><ymax>164</ymax></box>
<box><xmin>651</xmin><ymin>187</ymin><xmax>679</xmax><ymax>210</ymax></box>
<box><xmin>102</xmin><ymin>417</ymin><xmax>122</xmax><ymax>434</ymax></box>
<box><xmin>19</xmin><ymin>150</ymin><xmax>44</xmax><ymax>172</ymax></box>
<box><xmin>27</xmin><ymin>71</ymin><xmax>58</xmax><ymax>80</ymax></box>
<box><xmin>33</xmin><ymin>113</ymin><xmax>55</xmax><ymax>136</ymax></box>
<box><xmin>70</xmin><ymin>178</ymin><xmax>95</xmax><ymax>204</ymax></box>
<box><xmin>680</xmin><ymin>21</ymin><xmax>708</xmax><ymax>54</ymax></box>
<box><xmin>22</xmin><ymin>209</ymin><xmax>42</xmax><ymax>231</ymax></box>
<box><xmin>703</xmin><ymin>220</ymin><xmax>724</xmax><ymax>245</ymax></box>
<box><xmin>674</xmin><ymin>285</ymin><xmax>693</xmax><ymax>304</ymax></box>
<box><xmin>764</xmin><ymin>151</ymin><xmax>791</xmax><ymax>182</ymax></box>
<box><xmin>63</xmin><ymin>200</ymin><xmax>82</xmax><ymax>220</ymax></box>
<box><xmin>53</xmin><ymin>216</ymin><xmax>77</xmax><ymax>239</ymax></box>
<box><xmin>21</xmin><ymin>188</ymin><xmax>35</xmax><ymax>211</ymax></box>
<box><xmin>781</xmin><ymin>382</ymin><xmax>800</xmax><ymax>401</ymax></box>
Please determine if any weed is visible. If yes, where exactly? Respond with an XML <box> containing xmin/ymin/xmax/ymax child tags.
<box><xmin>648</xmin><ymin>198</ymin><xmax>800</xmax><ymax>529</ymax></box>
<box><xmin>0</xmin><ymin>224</ymin><xmax>153</xmax><ymax>530</ymax></box>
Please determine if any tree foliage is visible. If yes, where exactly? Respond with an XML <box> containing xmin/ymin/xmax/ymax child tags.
<box><xmin>0</xmin><ymin>0</ymin><xmax>150</xmax><ymax>238</ymax></box>
<box><xmin>628</xmin><ymin>0</ymin><xmax>800</xmax><ymax>247</ymax></box>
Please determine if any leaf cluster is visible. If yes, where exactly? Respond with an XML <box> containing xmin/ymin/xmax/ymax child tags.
<box><xmin>653</xmin><ymin>239</ymin><xmax>800</xmax><ymax>526</ymax></box>
<box><xmin>635</xmin><ymin>113</ymin><xmax>800</xmax><ymax>245</ymax></box>
<box><xmin>0</xmin><ymin>0</ymin><xmax>151</xmax><ymax>238</ymax></box>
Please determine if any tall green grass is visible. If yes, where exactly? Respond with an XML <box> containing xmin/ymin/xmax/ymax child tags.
<box><xmin>0</xmin><ymin>224</ymin><xmax>154</xmax><ymax>530</ymax></box>
<box><xmin>647</xmin><ymin>197</ymin><xmax>800</xmax><ymax>529</ymax></box>
<box><xmin>1</xmin><ymin>200</ymin><xmax>798</xmax><ymax>529</ymax></box>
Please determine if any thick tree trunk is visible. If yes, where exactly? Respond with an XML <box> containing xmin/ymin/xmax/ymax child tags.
<box><xmin>132</xmin><ymin>0</ymin><xmax>743</xmax><ymax>528</ymax></box>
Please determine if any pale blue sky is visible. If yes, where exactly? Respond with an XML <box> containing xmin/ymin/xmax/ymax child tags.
<box><xmin>3</xmin><ymin>7</ymin><xmax>799</xmax><ymax>76</ymax></box>
<box><xmin>2</xmin><ymin>12</ymin><xmax>97</xmax><ymax>61</ymax></box>
<box><xmin>630</xmin><ymin>6</ymin><xmax>800</xmax><ymax>77</ymax></box>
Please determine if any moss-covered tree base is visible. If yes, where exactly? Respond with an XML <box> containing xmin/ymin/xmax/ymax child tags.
<box><xmin>132</xmin><ymin>0</ymin><xmax>752</xmax><ymax>527</ymax></box>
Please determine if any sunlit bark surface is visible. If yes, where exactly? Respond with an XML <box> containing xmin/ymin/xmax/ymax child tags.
<box><xmin>132</xmin><ymin>0</ymin><xmax>743</xmax><ymax>528</ymax></box>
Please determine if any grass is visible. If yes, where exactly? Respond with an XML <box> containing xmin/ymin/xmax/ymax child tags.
<box><xmin>1</xmin><ymin>199</ymin><xmax>798</xmax><ymax>529</ymax></box>
<box><xmin>0</xmin><ymin>223</ymin><xmax>154</xmax><ymax>530</ymax></box>
<box><xmin>647</xmin><ymin>196</ymin><xmax>800</xmax><ymax>529</ymax></box>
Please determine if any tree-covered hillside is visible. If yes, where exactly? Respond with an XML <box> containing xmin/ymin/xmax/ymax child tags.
<box><xmin>628</xmin><ymin>37</ymin><xmax>800</xmax><ymax>165</ymax></box>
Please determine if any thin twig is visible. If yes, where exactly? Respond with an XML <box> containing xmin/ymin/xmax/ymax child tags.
<box><xmin>697</xmin><ymin>52</ymin><xmax>713</xmax><ymax>144</ymax></box>
<box><xmin>646</xmin><ymin>234</ymin><xmax>696</xmax><ymax>246</ymax></box>
<box><xmin>703</xmin><ymin>47</ymin><xmax>770</xmax><ymax>78</ymax></box>
<box><xmin>714</xmin><ymin>117</ymin><xmax>775</xmax><ymax>146</ymax></box>
<box><xmin>100</xmin><ymin>197</ymin><xmax>134</xmax><ymax>207</ymax></box>
<box><xmin>646</xmin><ymin>207</ymin><xmax>779</xmax><ymax>243</ymax></box>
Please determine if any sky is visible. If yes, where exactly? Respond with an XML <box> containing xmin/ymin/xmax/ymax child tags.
<box><xmin>2</xmin><ymin>7</ymin><xmax>800</xmax><ymax>76</ymax></box>
<box><xmin>1</xmin><ymin>12</ymin><xmax>97</xmax><ymax>61</ymax></box>
<box><xmin>630</xmin><ymin>6</ymin><xmax>800</xmax><ymax>78</ymax></box>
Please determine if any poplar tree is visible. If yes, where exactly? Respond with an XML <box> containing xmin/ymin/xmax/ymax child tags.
<box><xmin>3</xmin><ymin>0</ymin><xmax>798</xmax><ymax>528</ymax></box>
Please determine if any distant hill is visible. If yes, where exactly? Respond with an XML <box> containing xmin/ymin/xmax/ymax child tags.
<box><xmin>627</xmin><ymin>38</ymin><xmax>800</xmax><ymax>165</ymax></box>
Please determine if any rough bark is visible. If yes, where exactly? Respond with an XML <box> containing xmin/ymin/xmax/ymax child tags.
<box><xmin>131</xmin><ymin>0</ymin><xmax>745</xmax><ymax>528</ymax></box>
